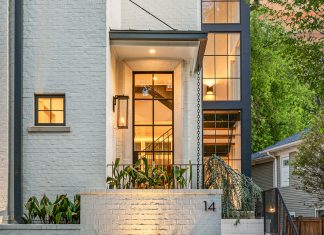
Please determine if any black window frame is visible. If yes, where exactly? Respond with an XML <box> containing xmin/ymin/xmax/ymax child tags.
<box><xmin>202</xmin><ymin>32</ymin><xmax>242</xmax><ymax>101</ymax></box>
<box><xmin>201</xmin><ymin>0</ymin><xmax>241</xmax><ymax>25</ymax></box>
<box><xmin>34</xmin><ymin>94</ymin><xmax>66</xmax><ymax>126</ymax></box>
<box><xmin>132</xmin><ymin>71</ymin><xmax>174</xmax><ymax>165</ymax></box>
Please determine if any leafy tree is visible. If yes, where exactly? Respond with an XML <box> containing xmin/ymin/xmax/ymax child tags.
<box><xmin>292</xmin><ymin>111</ymin><xmax>324</xmax><ymax>207</ymax></box>
<box><xmin>250</xmin><ymin>0</ymin><xmax>324</xmax><ymax>105</ymax></box>
<box><xmin>250</xmin><ymin>11</ymin><xmax>315</xmax><ymax>152</ymax></box>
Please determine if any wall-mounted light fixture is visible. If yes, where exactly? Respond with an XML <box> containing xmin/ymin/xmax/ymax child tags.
<box><xmin>113</xmin><ymin>95</ymin><xmax>129</xmax><ymax>129</ymax></box>
<box><xmin>206</xmin><ymin>85</ymin><xmax>214</xmax><ymax>95</ymax></box>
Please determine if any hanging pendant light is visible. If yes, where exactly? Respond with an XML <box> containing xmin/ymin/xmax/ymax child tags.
<box><xmin>142</xmin><ymin>86</ymin><xmax>149</xmax><ymax>96</ymax></box>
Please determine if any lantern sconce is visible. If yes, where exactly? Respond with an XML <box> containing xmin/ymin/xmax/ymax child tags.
<box><xmin>206</xmin><ymin>85</ymin><xmax>214</xmax><ymax>95</ymax></box>
<box><xmin>113</xmin><ymin>95</ymin><xmax>129</xmax><ymax>129</ymax></box>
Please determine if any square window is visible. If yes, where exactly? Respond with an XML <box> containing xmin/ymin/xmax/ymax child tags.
<box><xmin>202</xmin><ymin>0</ymin><xmax>240</xmax><ymax>24</ymax></box>
<box><xmin>35</xmin><ymin>95</ymin><xmax>65</xmax><ymax>126</ymax></box>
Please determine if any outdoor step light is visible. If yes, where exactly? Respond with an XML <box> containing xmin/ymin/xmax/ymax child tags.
<box><xmin>113</xmin><ymin>95</ymin><xmax>129</xmax><ymax>129</ymax></box>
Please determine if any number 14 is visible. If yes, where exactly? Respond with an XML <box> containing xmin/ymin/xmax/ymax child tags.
<box><xmin>203</xmin><ymin>201</ymin><xmax>216</xmax><ymax>211</ymax></box>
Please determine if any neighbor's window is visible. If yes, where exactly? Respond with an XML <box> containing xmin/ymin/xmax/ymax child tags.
<box><xmin>35</xmin><ymin>95</ymin><xmax>65</xmax><ymax>126</ymax></box>
<box><xmin>203</xmin><ymin>110</ymin><xmax>241</xmax><ymax>172</ymax></box>
<box><xmin>203</xmin><ymin>33</ymin><xmax>241</xmax><ymax>101</ymax></box>
<box><xmin>202</xmin><ymin>0</ymin><xmax>240</xmax><ymax>24</ymax></box>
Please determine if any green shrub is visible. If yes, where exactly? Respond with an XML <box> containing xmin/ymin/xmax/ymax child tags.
<box><xmin>22</xmin><ymin>194</ymin><xmax>80</xmax><ymax>224</ymax></box>
<box><xmin>106</xmin><ymin>158</ymin><xmax>192</xmax><ymax>189</ymax></box>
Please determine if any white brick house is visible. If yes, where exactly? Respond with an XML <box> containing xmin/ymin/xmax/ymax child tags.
<box><xmin>0</xmin><ymin>0</ymin><xmax>251</xmax><ymax>227</ymax></box>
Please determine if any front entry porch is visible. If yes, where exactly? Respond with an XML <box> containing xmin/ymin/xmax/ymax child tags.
<box><xmin>109</xmin><ymin>30</ymin><xmax>207</xmax><ymax>168</ymax></box>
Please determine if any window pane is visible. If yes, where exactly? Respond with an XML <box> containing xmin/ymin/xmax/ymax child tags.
<box><xmin>215</xmin><ymin>34</ymin><xmax>227</xmax><ymax>55</ymax></box>
<box><xmin>228</xmin><ymin>1</ymin><xmax>240</xmax><ymax>23</ymax></box>
<box><xmin>154</xmin><ymin>126</ymin><xmax>172</xmax><ymax>151</ymax></box>
<box><xmin>228</xmin><ymin>33</ymin><xmax>240</xmax><ymax>55</ymax></box>
<box><xmin>134</xmin><ymin>100</ymin><xmax>152</xmax><ymax>125</ymax></box>
<box><xmin>205</xmin><ymin>34</ymin><xmax>215</xmax><ymax>55</ymax></box>
<box><xmin>203</xmin><ymin>56</ymin><xmax>214</xmax><ymax>78</ymax></box>
<box><xmin>228</xmin><ymin>79</ymin><xmax>240</xmax><ymax>100</ymax></box>
<box><xmin>134</xmin><ymin>126</ymin><xmax>153</xmax><ymax>151</ymax></box>
<box><xmin>202</xmin><ymin>2</ymin><xmax>214</xmax><ymax>23</ymax></box>
<box><xmin>154</xmin><ymin>100</ymin><xmax>172</xmax><ymax>125</ymax></box>
<box><xmin>51</xmin><ymin>98</ymin><xmax>64</xmax><ymax>110</ymax></box>
<box><xmin>215</xmin><ymin>79</ymin><xmax>227</xmax><ymax>100</ymax></box>
<box><xmin>38</xmin><ymin>111</ymin><xmax>51</xmax><ymax>123</ymax></box>
<box><xmin>153</xmin><ymin>74</ymin><xmax>173</xmax><ymax>99</ymax></box>
<box><xmin>154</xmin><ymin>152</ymin><xmax>173</xmax><ymax>165</ymax></box>
<box><xmin>215</xmin><ymin>56</ymin><xmax>227</xmax><ymax>78</ymax></box>
<box><xmin>228</xmin><ymin>56</ymin><xmax>240</xmax><ymax>78</ymax></box>
<box><xmin>51</xmin><ymin>111</ymin><xmax>64</xmax><ymax>124</ymax></box>
<box><xmin>38</xmin><ymin>98</ymin><xmax>51</xmax><ymax>110</ymax></box>
<box><xmin>214</xmin><ymin>2</ymin><xmax>227</xmax><ymax>23</ymax></box>
<box><xmin>134</xmin><ymin>74</ymin><xmax>152</xmax><ymax>99</ymax></box>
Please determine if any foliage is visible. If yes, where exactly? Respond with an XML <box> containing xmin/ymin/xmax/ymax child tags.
<box><xmin>22</xmin><ymin>194</ymin><xmax>80</xmax><ymax>224</ymax></box>
<box><xmin>106</xmin><ymin>158</ymin><xmax>192</xmax><ymax>189</ymax></box>
<box><xmin>250</xmin><ymin>0</ymin><xmax>324</xmax><ymax>106</ymax></box>
<box><xmin>292</xmin><ymin>110</ymin><xmax>324</xmax><ymax>207</ymax></box>
<box><xmin>250</xmin><ymin>0</ymin><xmax>323</xmax><ymax>38</ymax></box>
<box><xmin>250</xmin><ymin>10</ymin><xmax>316</xmax><ymax>152</ymax></box>
<box><xmin>204</xmin><ymin>155</ymin><xmax>262</xmax><ymax>219</ymax></box>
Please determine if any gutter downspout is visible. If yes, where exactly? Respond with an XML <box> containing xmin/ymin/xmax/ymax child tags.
<box><xmin>13</xmin><ymin>0</ymin><xmax>23</xmax><ymax>223</ymax></box>
<box><xmin>266</xmin><ymin>152</ymin><xmax>277</xmax><ymax>188</ymax></box>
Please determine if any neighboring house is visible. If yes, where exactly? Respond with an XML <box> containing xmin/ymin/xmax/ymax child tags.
<box><xmin>0</xmin><ymin>0</ymin><xmax>251</xmax><ymax>223</ymax></box>
<box><xmin>252</xmin><ymin>129</ymin><xmax>321</xmax><ymax>217</ymax></box>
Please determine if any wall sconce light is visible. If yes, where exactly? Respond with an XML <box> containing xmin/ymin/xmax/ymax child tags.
<box><xmin>206</xmin><ymin>85</ymin><xmax>214</xmax><ymax>95</ymax></box>
<box><xmin>113</xmin><ymin>95</ymin><xmax>129</xmax><ymax>129</ymax></box>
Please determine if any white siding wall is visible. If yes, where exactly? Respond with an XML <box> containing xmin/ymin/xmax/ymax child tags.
<box><xmin>0</xmin><ymin>0</ymin><xmax>9</xmax><ymax>224</ymax></box>
<box><xmin>22</xmin><ymin>0</ymin><xmax>107</xmax><ymax>202</ymax></box>
<box><xmin>120</xmin><ymin>0</ymin><xmax>201</xmax><ymax>30</ymax></box>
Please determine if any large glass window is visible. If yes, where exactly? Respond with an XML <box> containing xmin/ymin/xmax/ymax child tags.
<box><xmin>133</xmin><ymin>72</ymin><xmax>173</xmax><ymax>165</ymax></box>
<box><xmin>202</xmin><ymin>0</ymin><xmax>240</xmax><ymax>24</ymax></box>
<box><xmin>35</xmin><ymin>94</ymin><xmax>65</xmax><ymax>126</ymax></box>
<box><xmin>203</xmin><ymin>111</ymin><xmax>241</xmax><ymax>172</ymax></box>
<box><xmin>203</xmin><ymin>33</ymin><xmax>241</xmax><ymax>101</ymax></box>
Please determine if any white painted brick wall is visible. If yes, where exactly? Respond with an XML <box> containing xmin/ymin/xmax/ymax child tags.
<box><xmin>80</xmin><ymin>189</ymin><xmax>222</xmax><ymax>235</ymax></box>
<box><xmin>22</xmin><ymin>0</ymin><xmax>107</xmax><ymax>203</ymax></box>
<box><xmin>222</xmin><ymin>219</ymin><xmax>264</xmax><ymax>235</ymax></box>
<box><xmin>0</xmin><ymin>0</ymin><xmax>9</xmax><ymax>224</ymax></box>
<box><xmin>120</xmin><ymin>0</ymin><xmax>201</xmax><ymax>30</ymax></box>
<box><xmin>0</xmin><ymin>224</ymin><xmax>80</xmax><ymax>235</ymax></box>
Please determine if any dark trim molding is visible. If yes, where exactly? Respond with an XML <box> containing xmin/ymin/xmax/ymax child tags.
<box><xmin>201</xmin><ymin>0</ymin><xmax>251</xmax><ymax>177</ymax></box>
<box><xmin>14</xmin><ymin>0</ymin><xmax>23</xmax><ymax>223</ymax></box>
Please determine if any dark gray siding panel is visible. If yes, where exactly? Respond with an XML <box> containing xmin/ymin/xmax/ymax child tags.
<box><xmin>278</xmin><ymin>152</ymin><xmax>316</xmax><ymax>217</ymax></box>
<box><xmin>252</xmin><ymin>161</ymin><xmax>273</xmax><ymax>191</ymax></box>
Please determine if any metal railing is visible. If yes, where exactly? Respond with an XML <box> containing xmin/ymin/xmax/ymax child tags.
<box><xmin>263</xmin><ymin>188</ymin><xmax>299</xmax><ymax>235</ymax></box>
<box><xmin>106</xmin><ymin>163</ymin><xmax>201</xmax><ymax>189</ymax></box>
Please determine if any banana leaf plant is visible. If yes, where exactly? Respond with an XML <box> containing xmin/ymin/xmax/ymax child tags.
<box><xmin>22</xmin><ymin>194</ymin><xmax>80</xmax><ymax>224</ymax></box>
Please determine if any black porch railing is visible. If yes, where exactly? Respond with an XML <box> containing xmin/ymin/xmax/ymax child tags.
<box><xmin>106</xmin><ymin>163</ymin><xmax>202</xmax><ymax>189</ymax></box>
<box><xmin>263</xmin><ymin>188</ymin><xmax>299</xmax><ymax>235</ymax></box>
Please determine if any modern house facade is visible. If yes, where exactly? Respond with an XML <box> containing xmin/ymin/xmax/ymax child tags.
<box><xmin>252</xmin><ymin>130</ymin><xmax>322</xmax><ymax>218</ymax></box>
<box><xmin>0</xmin><ymin>0</ymin><xmax>250</xmax><ymax>224</ymax></box>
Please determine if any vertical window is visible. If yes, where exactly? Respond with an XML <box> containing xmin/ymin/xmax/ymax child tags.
<box><xmin>203</xmin><ymin>33</ymin><xmax>241</xmax><ymax>101</ymax></box>
<box><xmin>280</xmin><ymin>156</ymin><xmax>290</xmax><ymax>187</ymax></box>
<box><xmin>133</xmin><ymin>73</ymin><xmax>174</xmax><ymax>165</ymax></box>
<box><xmin>35</xmin><ymin>95</ymin><xmax>65</xmax><ymax>126</ymax></box>
<box><xmin>203</xmin><ymin>111</ymin><xmax>241</xmax><ymax>172</ymax></box>
<box><xmin>202</xmin><ymin>0</ymin><xmax>240</xmax><ymax>24</ymax></box>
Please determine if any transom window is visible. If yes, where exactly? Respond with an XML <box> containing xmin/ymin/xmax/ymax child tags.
<box><xmin>203</xmin><ymin>33</ymin><xmax>241</xmax><ymax>101</ymax></box>
<box><xmin>35</xmin><ymin>95</ymin><xmax>65</xmax><ymax>126</ymax></box>
<box><xmin>202</xmin><ymin>0</ymin><xmax>240</xmax><ymax>24</ymax></box>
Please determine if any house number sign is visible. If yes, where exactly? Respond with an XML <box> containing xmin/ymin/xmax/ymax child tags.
<box><xmin>203</xmin><ymin>201</ymin><xmax>216</xmax><ymax>212</ymax></box>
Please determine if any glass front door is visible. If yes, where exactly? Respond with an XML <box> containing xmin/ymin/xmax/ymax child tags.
<box><xmin>133</xmin><ymin>72</ymin><xmax>174</xmax><ymax>165</ymax></box>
